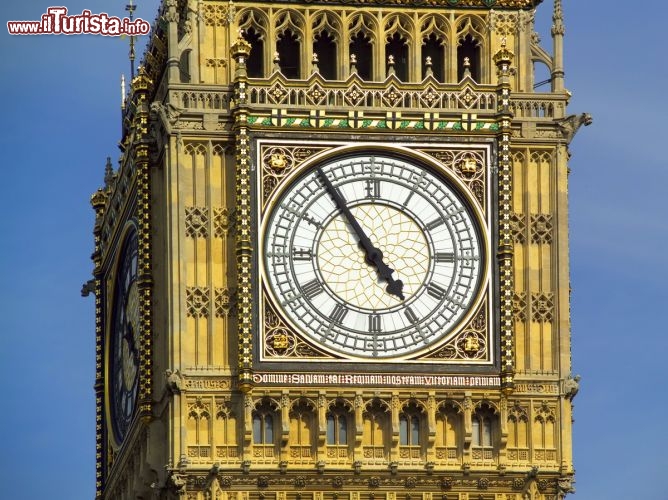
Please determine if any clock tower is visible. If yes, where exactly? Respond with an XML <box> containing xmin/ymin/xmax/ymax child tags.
<box><xmin>88</xmin><ymin>0</ymin><xmax>588</xmax><ymax>498</ymax></box>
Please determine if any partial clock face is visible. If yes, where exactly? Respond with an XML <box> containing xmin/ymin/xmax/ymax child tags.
<box><xmin>109</xmin><ymin>229</ymin><xmax>140</xmax><ymax>443</ymax></box>
<box><xmin>262</xmin><ymin>154</ymin><xmax>486</xmax><ymax>359</ymax></box>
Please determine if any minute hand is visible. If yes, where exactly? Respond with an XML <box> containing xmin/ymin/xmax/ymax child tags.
<box><xmin>317</xmin><ymin>168</ymin><xmax>405</xmax><ymax>300</ymax></box>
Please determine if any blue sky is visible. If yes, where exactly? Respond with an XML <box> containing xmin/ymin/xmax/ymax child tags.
<box><xmin>1</xmin><ymin>1</ymin><xmax>666</xmax><ymax>498</ymax></box>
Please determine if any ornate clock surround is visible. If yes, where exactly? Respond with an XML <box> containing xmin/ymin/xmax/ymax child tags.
<box><xmin>254</xmin><ymin>138</ymin><xmax>498</xmax><ymax>375</ymax></box>
<box><xmin>105</xmin><ymin>221</ymin><xmax>141</xmax><ymax>447</ymax></box>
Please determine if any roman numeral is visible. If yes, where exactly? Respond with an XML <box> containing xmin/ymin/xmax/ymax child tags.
<box><xmin>368</xmin><ymin>314</ymin><xmax>382</xmax><ymax>333</ymax></box>
<box><xmin>365</xmin><ymin>178</ymin><xmax>381</xmax><ymax>199</ymax></box>
<box><xmin>329</xmin><ymin>303</ymin><xmax>348</xmax><ymax>324</ymax></box>
<box><xmin>427</xmin><ymin>282</ymin><xmax>447</xmax><ymax>300</ymax></box>
<box><xmin>404</xmin><ymin>307</ymin><xmax>419</xmax><ymax>324</ymax></box>
<box><xmin>426</xmin><ymin>218</ymin><xmax>445</xmax><ymax>230</ymax></box>
<box><xmin>301</xmin><ymin>279</ymin><xmax>324</xmax><ymax>300</ymax></box>
<box><xmin>291</xmin><ymin>247</ymin><xmax>313</xmax><ymax>261</ymax></box>
<box><xmin>435</xmin><ymin>252</ymin><xmax>455</xmax><ymax>263</ymax></box>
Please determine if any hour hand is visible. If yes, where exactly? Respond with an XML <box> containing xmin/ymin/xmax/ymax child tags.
<box><xmin>317</xmin><ymin>168</ymin><xmax>405</xmax><ymax>300</ymax></box>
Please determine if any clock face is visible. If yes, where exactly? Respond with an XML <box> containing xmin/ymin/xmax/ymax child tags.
<box><xmin>262</xmin><ymin>153</ymin><xmax>486</xmax><ymax>360</ymax></box>
<box><xmin>109</xmin><ymin>229</ymin><xmax>140</xmax><ymax>443</ymax></box>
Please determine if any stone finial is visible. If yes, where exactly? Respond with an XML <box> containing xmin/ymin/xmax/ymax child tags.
<box><xmin>424</xmin><ymin>56</ymin><xmax>433</xmax><ymax>78</ymax></box>
<box><xmin>312</xmin><ymin>52</ymin><xmax>319</xmax><ymax>74</ymax></box>
<box><xmin>552</xmin><ymin>0</ymin><xmax>565</xmax><ymax>36</ymax></box>
<box><xmin>462</xmin><ymin>57</ymin><xmax>472</xmax><ymax>79</ymax></box>
<box><xmin>273</xmin><ymin>51</ymin><xmax>281</xmax><ymax>73</ymax></box>
<box><xmin>350</xmin><ymin>53</ymin><xmax>357</xmax><ymax>74</ymax></box>
<box><xmin>103</xmin><ymin>156</ymin><xmax>115</xmax><ymax>189</ymax></box>
<box><xmin>231</xmin><ymin>30</ymin><xmax>252</xmax><ymax>78</ymax></box>
<box><xmin>387</xmin><ymin>54</ymin><xmax>396</xmax><ymax>76</ymax></box>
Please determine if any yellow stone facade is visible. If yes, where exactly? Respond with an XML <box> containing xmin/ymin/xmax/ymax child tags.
<box><xmin>90</xmin><ymin>1</ymin><xmax>588</xmax><ymax>499</ymax></box>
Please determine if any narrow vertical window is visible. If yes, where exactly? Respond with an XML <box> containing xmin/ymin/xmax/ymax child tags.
<box><xmin>252</xmin><ymin>415</ymin><xmax>262</xmax><ymax>444</ymax></box>
<box><xmin>422</xmin><ymin>34</ymin><xmax>444</xmax><ymax>82</ymax></box>
<box><xmin>400</xmin><ymin>415</ymin><xmax>409</xmax><ymax>445</ymax></box>
<box><xmin>327</xmin><ymin>415</ymin><xmax>336</xmax><ymax>445</ymax></box>
<box><xmin>457</xmin><ymin>34</ymin><xmax>480</xmax><ymax>81</ymax></box>
<box><xmin>385</xmin><ymin>32</ymin><xmax>408</xmax><ymax>81</ymax></box>
<box><xmin>472</xmin><ymin>417</ymin><xmax>481</xmax><ymax>447</ymax></box>
<box><xmin>313</xmin><ymin>31</ymin><xmax>337</xmax><ymax>80</ymax></box>
<box><xmin>482</xmin><ymin>417</ymin><xmax>492</xmax><ymax>447</ymax></box>
<box><xmin>264</xmin><ymin>414</ymin><xmax>274</xmax><ymax>443</ymax></box>
<box><xmin>400</xmin><ymin>414</ymin><xmax>420</xmax><ymax>446</ymax></box>
<box><xmin>327</xmin><ymin>412</ymin><xmax>348</xmax><ymax>445</ymax></box>
<box><xmin>253</xmin><ymin>412</ymin><xmax>274</xmax><ymax>444</ymax></box>
<box><xmin>277</xmin><ymin>29</ymin><xmax>301</xmax><ymax>79</ymax></box>
<box><xmin>245</xmin><ymin>27</ymin><xmax>264</xmax><ymax>78</ymax></box>
<box><xmin>350</xmin><ymin>32</ymin><xmax>372</xmax><ymax>80</ymax></box>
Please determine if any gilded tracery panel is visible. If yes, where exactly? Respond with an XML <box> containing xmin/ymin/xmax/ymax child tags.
<box><xmin>456</xmin><ymin>16</ymin><xmax>487</xmax><ymax>47</ymax></box>
<box><xmin>237</xmin><ymin>8</ymin><xmax>269</xmax><ymax>34</ymax></box>
<box><xmin>348</xmin><ymin>12</ymin><xmax>377</xmax><ymax>42</ymax></box>
<box><xmin>259</xmin><ymin>144</ymin><xmax>333</xmax><ymax>211</ymax></box>
<box><xmin>384</xmin><ymin>14</ymin><xmax>413</xmax><ymax>42</ymax></box>
<box><xmin>420</xmin><ymin>14</ymin><xmax>450</xmax><ymax>45</ymax></box>
<box><xmin>275</xmin><ymin>10</ymin><xmax>306</xmax><ymax>39</ymax></box>
<box><xmin>312</xmin><ymin>11</ymin><xmax>342</xmax><ymax>42</ymax></box>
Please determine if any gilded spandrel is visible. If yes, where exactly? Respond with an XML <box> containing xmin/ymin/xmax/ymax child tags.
<box><xmin>88</xmin><ymin>0</ymin><xmax>588</xmax><ymax>498</ymax></box>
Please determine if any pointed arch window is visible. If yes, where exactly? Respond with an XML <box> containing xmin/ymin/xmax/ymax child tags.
<box><xmin>326</xmin><ymin>412</ymin><xmax>348</xmax><ymax>446</ymax></box>
<box><xmin>313</xmin><ymin>31</ymin><xmax>337</xmax><ymax>80</ymax></box>
<box><xmin>436</xmin><ymin>404</ymin><xmax>461</xmax><ymax>461</ymax></box>
<box><xmin>277</xmin><ymin>29</ymin><xmax>301</xmax><ymax>79</ymax></box>
<box><xmin>363</xmin><ymin>401</ymin><xmax>388</xmax><ymax>462</ymax></box>
<box><xmin>252</xmin><ymin>412</ymin><xmax>274</xmax><ymax>445</ymax></box>
<box><xmin>422</xmin><ymin>34</ymin><xmax>445</xmax><ymax>82</ymax></box>
<box><xmin>245</xmin><ymin>27</ymin><xmax>265</xmax><ymax>78</ymax></box>
<box><xmin>457</xmin><ymin>34</ymin><xmax>480</xmax><ymax>81</ymax></box>
<box><xmin>472</xmin><ymin>406</ymin><xmax>496</xmax><ymax>461</ymax></box>
<box><xmin>386</xmin><ymin>32</ymin><xmax>408</xmax><ymax>81</ymax></box>
<box><xmin>350</xmin><ymin>32</ymin><xmax>373</xmax><ymax>80</ymax></box>
<box><xmin>399</xmin><ymin>414</ymin><xmax>420</xmax><ymax>446</ymax></box>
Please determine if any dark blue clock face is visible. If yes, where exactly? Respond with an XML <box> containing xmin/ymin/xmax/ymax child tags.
<box><xmin>109</xmin><ymin>230</ymin><xmax>139</xmax><ymax>444</ymax></box>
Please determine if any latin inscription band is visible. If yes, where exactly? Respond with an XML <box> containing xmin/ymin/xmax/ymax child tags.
<box><xmin>252</xmin><ymin>372</ymin><xmax>500</xmax><ymax>388</ymax></box>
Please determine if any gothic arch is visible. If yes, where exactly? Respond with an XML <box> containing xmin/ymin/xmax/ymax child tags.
<box><xmin>362</xmin><ymin>398</ymin><xmax>390</xmax><ymax>461</ymax></box>
<box><xmin>420</xmin><ymin>13</ymin><xmax>450</xmax><ymax>42</ymax></box>
<box><xmin>435</xmin><ymin>400</ymin><xmax>463</xmax><ymax>462</ymax></box>
<box><xmin>530</xmin><ymin>150</ymin><xmax>553</xmax><ymax>165</ymax></box>
<box><xmin>312</xmin><ymin>11</ymin><xmax>341</xmax><ymax>79</ymax></box>
<box><xmin>237</xmin><ymin>7</ymin><xmax>269</xmax><ymax>35</ymax></box>
<box><xmin>275</xmin><ymin>9</ymin><xmax>306</xmax><ymax>79</ymax></box>
<box><xmin>215</xmin><ymin>398</ymin><xmax>239</xmax><ymax>462</ymax></box>
<box><xmin>237</xmin><ymin>8</ymin><xmax>269</xmax><ymax>78</ymax></box>
<box><xmin>183</xmin><ymin>142</ymin><xmax>207</xmax><ymax>156</ymax></box>
<box><xmin>328</xmin><ymin>396</ymin><xmax>354</xmax><ymax>413</ymax></box>
<box><xmin>401</xmin><ymin>398</ymin><xmax>428</xmax><ymax>414</ymax></box>
<box><xmin>420</xmin><ymin>14</ymin><xmax>450</xmax><ymax>81</ymax></box>
<box><xmin>348</xmin><ymin>12</ymin><xmax>377</xmax><ymax>80</ymax></box>
<box><xmin>507</xmin><ymin>402</ymin><xmax>529</xmax><ymax>462</ymax></box>
<box><xmin>274</xmin><ymin>9</ymin><xmax>306</xmax><ymax>39</ymax></box>
<box><xmin>474</xmin><ymin>400</ymin><xmax>500</xmax><ymax>414</ymax></box>
<box><xmin>186</xmin><ymin>398</ymin><xmax>211</xmax><ymax>461</ymax></box>
<box><xmin>384</xmin><ymin>14</ymin><xmax>413</xmax><ymax>80</ymax></box>
<box><xmin>384</xmin><ymin>13</ymin><xmax>414</xmax><ymax>42</ymax></box>
<box><xmin>348</xmin><ymin>12</ymin><xmax>378</xmax><ymax>41</ymax></box>
<box><xmin>312</xmin><ymin>11</ymin><xmax>342</xmax><ymax>42</ymax></box>
<box><xmin>289</xmin><ymin>399</ymin><xmax>316</xmax><ymax>461</ymax></box>
<box><xmin>455</xmin><ymin>15</ymin><xmax>486</xmax><ymax>82</ymax></box>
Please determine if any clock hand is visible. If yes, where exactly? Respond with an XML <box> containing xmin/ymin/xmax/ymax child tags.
<box><xmin>317</xmin><ymin>167</ymin><xmax>405</xmax><ymax>300</ymax></box>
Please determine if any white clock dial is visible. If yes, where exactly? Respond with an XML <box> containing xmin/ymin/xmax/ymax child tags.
<box><xmin>263</xmin><ymin>154</ymin><xmax>485</xmax><ymax>359</ymax></box>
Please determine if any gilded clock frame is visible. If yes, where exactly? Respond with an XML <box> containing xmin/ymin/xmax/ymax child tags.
<box><xmin>104</xmin><ymin>220</ymin><xmax>141</xmax><ymax>448</ymax></box>
<box><xmin>254</xmin><ymin>138</ymin><xmax>497</xmax><ymax>371</ymax></box>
